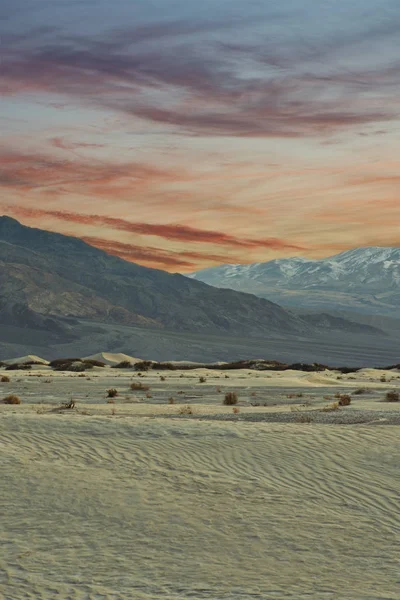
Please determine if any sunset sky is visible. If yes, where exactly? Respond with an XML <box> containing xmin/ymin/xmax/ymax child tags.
<box><xmin>1</xmin><ymin>0</ymin><xmax>400</xmax><ymax>271</ymax></box>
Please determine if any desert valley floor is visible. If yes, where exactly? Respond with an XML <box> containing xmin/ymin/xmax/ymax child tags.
<box><xmin>1</xmin><ymin>360</ymin><xmax>399</xmax><ymax>600</ymax></box>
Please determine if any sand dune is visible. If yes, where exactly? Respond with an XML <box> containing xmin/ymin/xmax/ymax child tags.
<box><xmin>83</xmin><ymin>351</ymin><xmax>143</xmax><ymax>365</ymax></box>
<box><xmin>2</xmin><ymin>354</ymin><xmax>49</xmax><ymax>365</ymax></box>
<box><xmin>1</xmin><ymin>366</ymin><xmax>399</xmax><ymax>599</ymax></box>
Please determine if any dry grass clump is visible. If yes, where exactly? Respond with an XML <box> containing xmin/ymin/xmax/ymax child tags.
<box><xmin>107</xmin><ymin>388</ymin><xmax>118</xmax><ymax>398</ymax></box>
<box><xmin>160</xmin><ymin>375</ymin><xmax>166</xmax><ymax>381</ymax></box>
<box><xmin>178</xmin><ymin>405</ymin><xmax>194</xmax><ymax>415</ymax></box>
<box><xmin>1</xmin><ymin>375</ymin><xmax>10</xmax><ymax>382</ymax></box>
<box><xmin>130</xmin><ymin>382</ymin><xmax>150</xmax><ymax>391</ymax></box>
<box><xmin>223</xmin><ymin>392</ymin><xmax>238</xmax><ymax>405</ymax></box>
<box><xmin>232</xmin><ymin>406</ymin><xmax>240</xmax><ymax>414</ymax></box>
<box><xmin>383</xmin><ymin>391</ymin><xmax>400</xmax><ymax>402</ymax></box>
<box><xmin>199</xmin><ymin>376</ymin><xmax>206</xmax><ymax>383</ymax></box>
<box><xmin>337</xmin><ymin>394</ymin><xmax>351</xmax><ymax>406</ymax></box>
<box><xmin>2</xmin><ymin>394</ymin><xmax>21</xmax><ymax>404</ymax></box>
<box><xmin>168</xmin><ymin>397</ymin><xmax>175</xmax><ymax>404</ymax></box>
<box><xmin>321</xmin><ymin>401</ymin><xmax>339</xmax><ymax>412</ymax></box>
<box><xmin>352</xmin><ymin>388</ymin><xmax>368</xmax><ymax>395</ymax></box>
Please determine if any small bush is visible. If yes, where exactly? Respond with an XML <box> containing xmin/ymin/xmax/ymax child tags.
<box><xmin>168</xmin><ymin>397</ymin><xmax>175</xmax><ymax>404</ymax></box>
<box><xmin>352</xmin><ymin>388</ymin><xmax>368</xmax><ymax>395</ymax></box>
<box><xmin>160</xmin><ymin>376</ymin><xmax>166</xmax><ymax>381</ymax></box>
<box><xmin>145</xmin><ymin>392</ymin><xmax>152</xmax><ymax>398</ymax></box>
<box><xmin>223</xmin><ymin>392</ymin><xmax>238</xmax><ymax>405</ymax></box>
<box><xmin>232</xmin><ymin>406</ymin><xmax>240</xmax><ymax>414</ymax></box>
<box><xmin>384</xmin><ymin>391</ymin><xmax>400</xmax><ymax>402</ymax></box>
<box><xmin>130</xmin><ymin>382</ymin><xmax>150</xmax><ymax>391</ymax></box>
<box><xmin>107</xmin><ymin>388</ymin><xmax>118</xmax><ymax>398</ymax></box>
<box><xmin>1</xmin><ymin>375</ymin><xmax>10</xmax><ymax>383</ymax></box>
<box><xmin>2</xmin><ymin>394</ymin><xmax>21</xmax><ymax>404</ymax></box>
<box><xmin>337</xmin><ymin>394</ymin><xmax>351</xmax><ymax>406</ymax></box>
<box><xmin>112</xmin><ymin>361</ymin><xmax>133</xmax><ymax>369</ymax></box>
<box><xmin>199</xmin><ymin>376</ymin><xmax>206</xmax><ymax>383</ymax></box>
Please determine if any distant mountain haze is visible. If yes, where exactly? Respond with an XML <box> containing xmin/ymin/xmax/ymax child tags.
<box><xmin>189</xmin><ymin>248</ymin><xmax>400</xmax><ymax>317</ymax></box>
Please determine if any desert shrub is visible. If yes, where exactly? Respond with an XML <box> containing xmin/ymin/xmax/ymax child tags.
<box><xmin>1</xmin><ymin>375</ymin><xmax>10</xmax><ymax>382</ymax></box>
<box><xmin>130</xmin><ymin>382</ymin><xmax>149</xmax><ymax>391</ymax></box>
<box><xmin>199</xmin><ymin>376</ymin><xmax>206</xmax><ymax>383</ymax></box>
<box><xmin>5</xmin><ymin>363</ymin><xmax>31</xmax><ymax>371</ymax></box>
<box><xmin>337</xmin><ymin>394</ymin><xmax>351</xmax><ymax>406</ymax></box>
<box><xmin>22</xmin><ymin>360</ymin><xmax>45</xmax><ymax>365</ymax></box>
<box><xmin>384</xmin><ymin>391</ymin><xmax>400</xmax><ymax>402</ymax></box>
<box><xmin>160</xmin><ymin>376</ymin><xmax>166</xmax><ymax>381</ymax></box>
<box><xmin>352</xmin><ymin>388</ymin><xmax>368</xmax><ymax>395</ymax></box>
<box><xmin>53</xmin><ymin>360</ymin><xmax>93</xmax><ymax>372</ymax></box>
<box><xmin>107</xmin><ymin>388</ymin><xmax>118</xmax><ymax>398</ymax></box>
<box><xmin>168</xmin><ymin>397</ymin><xmax>175</xmax><ymax>404</ymax></box>
<box><xmin>223</xmin><ymin>392</ymin><xmax>238</xmax><ymax>405</ymax></box>
<box><xmin>83</xmin><ymin>359</ymin><xmax>106</xmax><ymax>367</ymax></box>
<box><xmin>49</xmin><ymin>358</ymin><xmax>81</xmax><ymax>367</ymax></box>
<box><xmin>232</xmin><ymin>406</ymin><xmax>240</xmax><ymax>414</ymax></box>
<box><xmin>2</xmin><ymin>394</ymin><xmax>21</xmax><ymax>404</ymax></box>
<box><xmin>134</xmin><ymin>361</ymin><xmax>153</xmax><ymax>371</ymax></box>
<box><xmin>112</xmin><ymin>361</ymin><xmax>133</xmax><ymax>369</ymax></box>
<box><xmin>145</xmin><ymin>392</ymin><xmax>152</xmax><ymax>398</ymax></box>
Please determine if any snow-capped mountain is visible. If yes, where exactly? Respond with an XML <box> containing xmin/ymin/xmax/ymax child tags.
<box><xmin>188</xmin><ymin>247</ymin><xmax>400</xmax><ymax>316</ymax></box>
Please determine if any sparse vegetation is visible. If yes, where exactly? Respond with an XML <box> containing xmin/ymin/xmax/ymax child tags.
<box><xmin>112</xmin><ymin>361</ymin><xmax>133</xmax><ymax>369</ymax></box>
<box><xmin>107</xmin><ymin>388</ymin><xmax>118</xmax><ymax>398</ymax></box>
<box><xmin>5</xmin><ymin>363</ymin><xmax>31</xmax><ymax>371</ymax></box>
<box><xmin>1</xmin><ymin>375</ymin><xmax>10</xmax><ymax>382</ymax></box>
<box><xmin>168</xmin><ymin>397</ymin><xmax>175</xmax><ymax>404</ymax></box>
<box><xmin>352</xmin><ymin>388</ymin><xmax>368</xmax><ymax>395</ymax></box>
<box><xmin>384</xmin><ymin>391</ymin><xmax>400</xmax><ymax>402</ymax></box>
<box><xmin>130</xmin><ymin>382</ymin><xmax>150</xmax><ymax>391</ymax></box>
<box><xmin>223</xmin><ymin>392</ymin><xmax>238</xmax><ymax>405</ymax></box>
<box><xmin>321</xmin><ymin>401</ymin><xmax>340</xmax><ymax>412</ymax></box>
<box><xmin>1</xmin><ymin>394</ymin><xmax>21</xmax><ymax>404</ymax></box>
<box><xmin>160</xmin><ymin>376</ymin><xmax>166</xmax><ymax>381</ymax></box>
<box><xmin>232</xmin><ymin>406</ymin><xmax>240</xmax><ymax>414</ymax></box>
<box><xmin>199</xmin><ymin>376</ymin><xmax>206</xmax><ymax>383</ymax></box>
<box><xmin>295</xmin><ymin>413</ymin><xmax>314</xmax><ymax>423</ymax></box>
<box><xmin>178</xmin><ymin>405</ymin><xmax>194</xmax><ymax>415</ymax></box>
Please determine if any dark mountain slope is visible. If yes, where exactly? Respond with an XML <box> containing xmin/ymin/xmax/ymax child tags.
<box><xmin>0</xmin><ymin>216</ymin><xmax>311</xmax><ymax>337</ymax></box>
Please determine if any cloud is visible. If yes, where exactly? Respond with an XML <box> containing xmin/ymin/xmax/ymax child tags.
<box><xmin>4</xmin><ymin>205</ymin><xmax>306</xmax><ymax>251</ymax></box>
<box><xmin>2</xmin><ymin>15</ymin><xmax>399</xmax><ymax>138</ymax></box>
<box><xmin>81</xmin><ymin>236</ymin><xmax>230</xmax><ymax>269</ymax></box>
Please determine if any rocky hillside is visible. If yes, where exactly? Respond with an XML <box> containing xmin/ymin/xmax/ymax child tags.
<box><xmin>0</xmin><ymin>216</ymin><xmax>312</xmax><ymax>338</ymax></box>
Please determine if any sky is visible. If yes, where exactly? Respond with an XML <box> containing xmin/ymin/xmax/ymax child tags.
<box><xmin>1</xmin><ymin>0</ymin><xmax>400</xmax><ymax>271</ymax></box>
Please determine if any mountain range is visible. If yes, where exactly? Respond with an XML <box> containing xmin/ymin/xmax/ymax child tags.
<box><xmin>0</xmin><ymin>217</ymin><xmax>395</xmax><ymax>362</ymax></box>
<box><xmin>189</xmin><ymin>248</ymin><xmax>400</xmax><ymax>317</ymax></box>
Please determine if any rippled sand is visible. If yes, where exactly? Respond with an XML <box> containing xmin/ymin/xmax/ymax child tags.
<box><xmin>1</xmin><ymin>366</ymin><xmax>399</xmax><ymax>599</ymax></box>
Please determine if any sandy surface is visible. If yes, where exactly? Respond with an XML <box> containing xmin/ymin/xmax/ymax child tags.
<box><xmin>1</xmin><ymin>366</ymin><xmax>399</xmax><ymax>599</ymax></box>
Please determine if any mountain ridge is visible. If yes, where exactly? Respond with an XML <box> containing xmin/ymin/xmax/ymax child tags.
<box><xmin>189</xmin><ymin>247</ymin><xmax>400</xmax><ymax>316</ymax></box>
